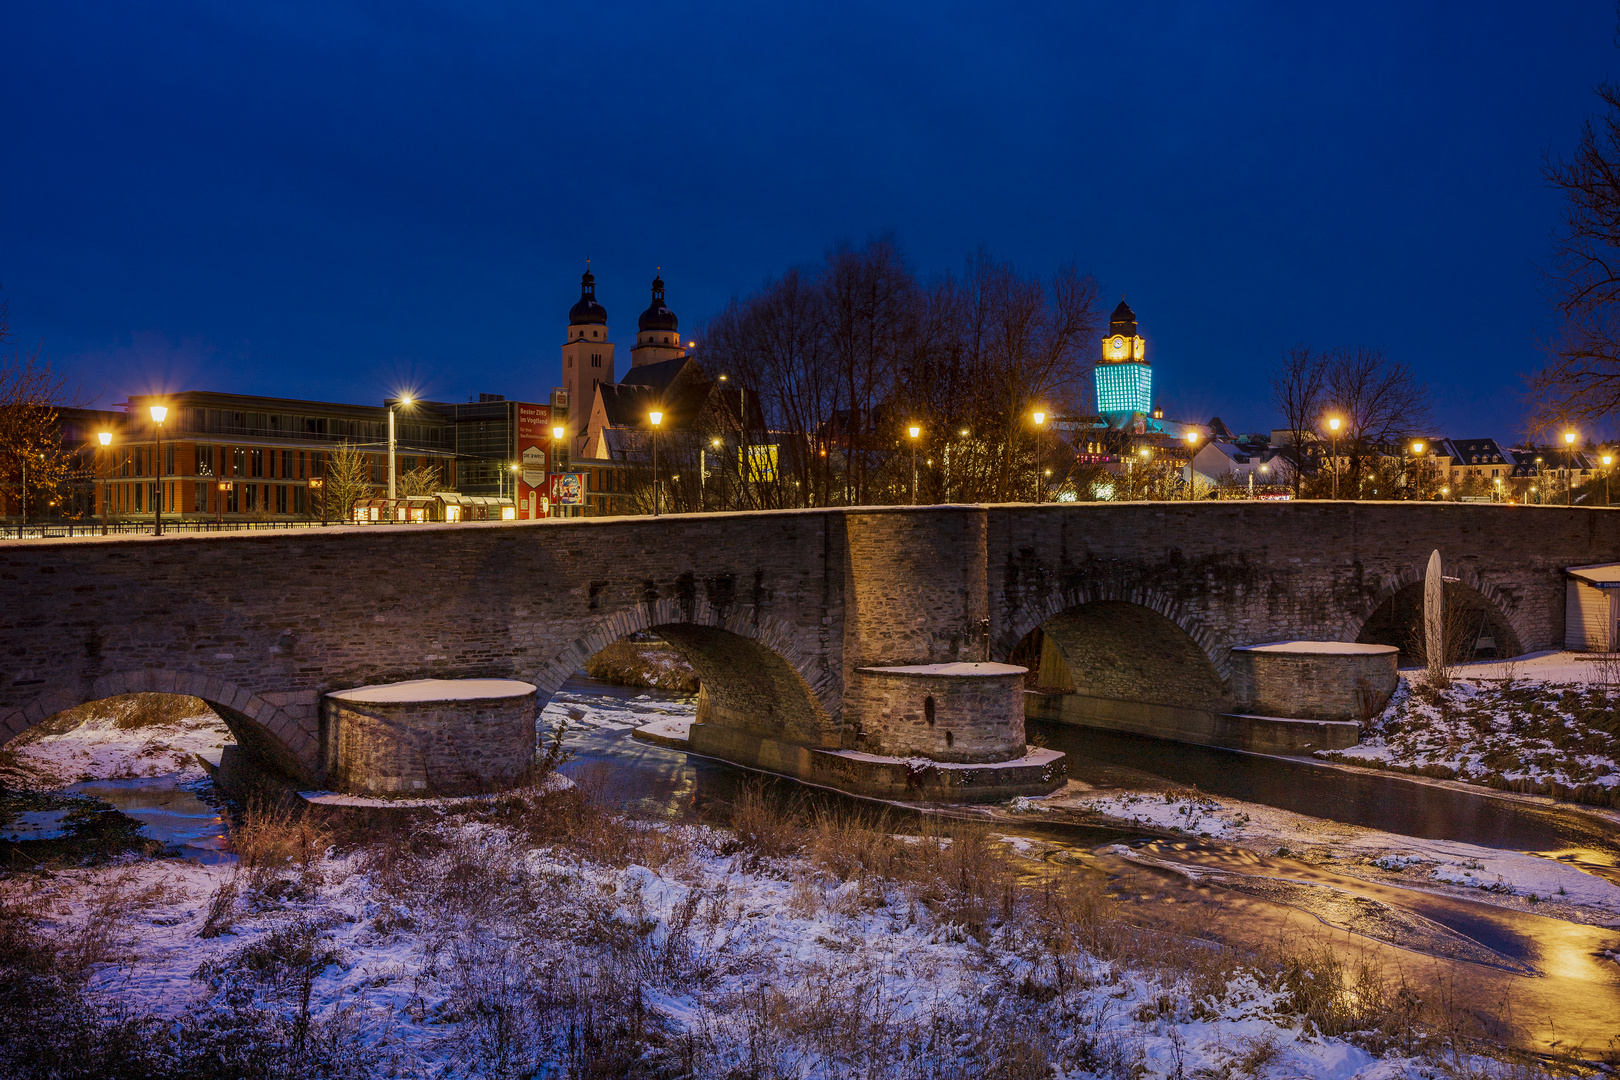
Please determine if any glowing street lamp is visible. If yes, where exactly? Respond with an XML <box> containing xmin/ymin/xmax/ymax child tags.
<box><xmin>1185</xmin><ymin>430</ymin><xmax>1200</xmax><ymax>500</ymax></box>
<box><xmin>1409</xmin><ymin>440</ymin><xmax>1427</xmax><ymax>499</ymax></box>
<box><xmin>552</xmin><ymin>425</ymin><xmax>566</xmax><ymax>517</ymax></box>
<box><xmin>148</xmin><ymin>404</ymin><xmax>168</xmax><ymax>536</ymax></box>
<box><xmin>387</xmin><ymin>396</ymin><xmax>413</xmax><ymax>520</ymax></box>
<box><xmin>1032</xmin><ymin>410</ymin><xmax>1047</xmax><ymax>504</ymax></box>
<box><xmin>1565</xmin><ymin>430</ymin><xmax>1578</xmax><ymax>505</ymax></box>
<box><xmin>907</xmin><ymin>425</ymin><xmax>921</xmax><ymax>505</ymax></box>
<box><xmin>1604</xmin><ymin>452</ymin><xmax>1614</xmax><ymax>507</ymax></box>
<box><xmin>649</xmin><ymin>410</ymin><xmax>664</xmax><ymax>516</ymax></box>
<box><xmin>96</xmin><ymin>431</ymin><xmax>112</xmax><ymax>533</ymax></box>
<box><xmin>1324</xmin><ymin>415</ymin><xmax>1342</xmax><ymax>499</ymax></box>
<box><xmin>305</xmin><ymin>475</ymin><xmax>323</xmax><ymax>526</ymax></box>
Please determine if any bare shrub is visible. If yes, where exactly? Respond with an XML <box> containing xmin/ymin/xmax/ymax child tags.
<box><xmin>230</xmin><ymin>798</ymin><xmax>331</xmax><ymax>900</ymax></box>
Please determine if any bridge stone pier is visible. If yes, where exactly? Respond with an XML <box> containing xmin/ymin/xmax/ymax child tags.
<box><xmin>1</xmin><ymin>502</ymin><xmax>1615</xmax><ymax>800</ymax></box>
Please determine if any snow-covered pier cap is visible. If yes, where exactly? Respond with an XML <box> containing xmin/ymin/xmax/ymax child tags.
<box><xmin>1229</xmin><ymin>641</ymin><xmax>1399</xmax><ymax>724</ymax></box>
<box><xmin>322</xmin><ymin>678</ymin><xmax>538</xmax><ymax>796</ymax></box>
<box><xmin>849</xmin><ymin>661</ymin><xmax>1031</xmax><ymax>764</ymax></box>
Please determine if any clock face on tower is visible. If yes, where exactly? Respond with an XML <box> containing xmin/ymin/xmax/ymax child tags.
<box><xmin>1111</xmin><ymin>336</ymin><xmax>1125</xmax><ymax>354</ymax></box>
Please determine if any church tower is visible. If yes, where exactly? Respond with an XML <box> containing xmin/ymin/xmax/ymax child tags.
<box><xmin>1094</xmin><ymin>300</ymin><xmax>1151</xmax><ymax>430</ymax></box>
<box><xmin>630</xmin><ymin>274</ymin><xmax>687</xmax><ymax>368</ymax></box>
<box><xmin>561</xmin><ymin>267</ymin><xmax>615</xmax><ymax>444</ymax></box>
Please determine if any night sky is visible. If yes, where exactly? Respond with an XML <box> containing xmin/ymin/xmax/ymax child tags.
<box><xmin>2</xmin><ymin>3</ymin><xmax>1615</xmax><ymax>439</ymax></box>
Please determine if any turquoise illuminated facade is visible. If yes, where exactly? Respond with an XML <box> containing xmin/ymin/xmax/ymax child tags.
<box><xmin>1096</xmin><ymin>300</ymin><xmax>1151</xmax><ymax>429</ymax></box>
<box><xmin>1095</xmin><ymin>361</ymin><xmax>1152</xmax><ymax>416</ymax></box>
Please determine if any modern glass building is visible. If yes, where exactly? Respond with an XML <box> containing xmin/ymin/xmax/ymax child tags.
<box><xmin>1096</xmin><ymin>300</ymin><xmax>1152</xmax><ymax>429</ymax></box>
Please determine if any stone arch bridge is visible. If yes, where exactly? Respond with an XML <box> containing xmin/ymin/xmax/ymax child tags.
<box><xmin>1</xmin><ymin>503</ymin><xmax>1613</xmax><ymax>791</ymax></box>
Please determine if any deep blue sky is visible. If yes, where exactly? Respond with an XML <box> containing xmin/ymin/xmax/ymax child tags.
<box><xmin>2</xmin><ymin>2</ymin><xmax>1615</xmax><ymax>438</ymax></box>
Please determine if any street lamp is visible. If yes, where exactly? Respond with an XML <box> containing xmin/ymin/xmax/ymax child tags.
<box><xmin>149</xmin><ymin>404</ymin><xmax>168</xmax><ymax>536</ymax></box>
<box><xmin>552</xmin><ymin>425</ymin><xmax>565</xmax><ymax>517</ymax></box>
<box><xmin>306</xmin><ymin>475</ymin><xmax>323</xmax><ymax>526</ymax></box>
<box><xmin>97</xmin><ymin>431</ymin><xmax>112</xmax><ymax>533</ymax></box>
<box><xmin>1604</xmin><ymin>453</ymin><xmax>1614</xmax><ymax>506</ymax></box>
<box><xmin>1409</xmin><ymin>440</ymin><xmax>1426</xmax><ymax>500</ymax></box>
<box><xmin>1185</xmin><ymin>430</ymin><xmax>1200</xmax><ymax>499</ymax></box>
<box><xmin>1130</xmin><ymin>446</ymin><xmax>1150</xmax><ymax>501</ymax></box>
<box><xmin>907</xmin><ymin>425</ymin><xmax>921</xmax><ymax>505</ymax></box>
<box><xmin>1325</xmin><ymin>415</ymin><xmax>1342</xmax><ymax>499</ymax></box>
<box><xmin>219</xmin><ymin>480</ymin><xmax>231</xmax><ymax>526</ymax></box>
<box><xmin>1565</xmin><ymin>430</ymin><xmax>1578</xmax><ymax>505</ymax></box>
<box><xmin>387</xmin><ymin>396</ymin><xmax>413</xmax><ymax>521</ymax></box>
<box><xmin>1493</xmin><ymin>476</ymin><xmax>1503</xmax><ymax>503</ymax></box>
<box><xmin>649</xmin><ymin>410</ymin><xmax>663</xmax><ymax>516</ymax></box>
<box><xmin>1031</xmin><ymin>411</ymin><xmax>1047</xmax><ymax>504</ymax></box>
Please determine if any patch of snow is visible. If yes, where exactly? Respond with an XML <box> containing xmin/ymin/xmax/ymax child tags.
<box><xmin>327</xmin><ymin>678</ymin><xmax>535</xmax><ymax>703</ymax></box>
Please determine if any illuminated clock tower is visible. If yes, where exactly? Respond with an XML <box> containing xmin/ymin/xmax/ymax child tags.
<box><xmin>1094</xmin><ymin>300</ymin><xmax>1151</xmax><ymax>430</ymax></box>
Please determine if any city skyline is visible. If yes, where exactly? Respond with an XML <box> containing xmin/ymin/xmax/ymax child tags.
<box><xmin>2</xmin><ymin>3</ymin><xmax>1616</xmax><ymax>439</ymax></box>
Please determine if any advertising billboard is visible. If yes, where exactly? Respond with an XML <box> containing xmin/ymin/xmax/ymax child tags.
<box><xmin>549</xmin><ymin>472</ymin><xmax>585</xmax><ymax>506</ymax></box>
<box><xmin>740</xmin><ymin>444</ymin><xmax>778</xmax><ymax>483</ymax></box>
<box><xmin>515</xmin><ymin>402</ymin><xmax>552</xmax><ymax>520</ymax></box>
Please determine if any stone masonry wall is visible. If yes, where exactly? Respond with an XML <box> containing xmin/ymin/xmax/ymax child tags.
<box><xmin>846</xmin><ymin>666</ymin><xmax>1026</xmax><ymax>763</ymax></box>
<box><xmin>989</xmin><ymin>502</ymin><xmax>1620</xmax><ymax>683</ymax></box>
<box><xmin>325</xmin><ymin>689</ymin><xmax>537</xmax><ymax>795</ymax></box>
<box><xmin>1228</xmin><ymin>646</ymin><xmax>1399</xmax><ymax>722</ymax></box>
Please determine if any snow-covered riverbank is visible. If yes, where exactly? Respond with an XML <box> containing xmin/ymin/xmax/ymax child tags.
<box><xmin>1317</xmin><ymin>653</ymin><xmax>1620</xmax><ymax>807</ymax></box>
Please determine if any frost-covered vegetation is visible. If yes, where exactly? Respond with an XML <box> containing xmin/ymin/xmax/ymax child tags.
<box><xmin>0</xmin><ymin>773</ymin><xmax>1582</xmax><ymax>1079</ymax></box>
<box><xmin>585</xmin><ymin>638</ymin><xmax>702</xmax><ymax>693</ymax></box>
<box><xmin>1321</xmin><ymin>675</ymin><xmax>1620</xmax><ymax>807</ymax></box>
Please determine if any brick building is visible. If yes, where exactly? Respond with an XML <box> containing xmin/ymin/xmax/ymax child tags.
<box><xmin>95</xmin><ymin>391</ymin><xmax>456</xmax><ymax>523</ymax></box>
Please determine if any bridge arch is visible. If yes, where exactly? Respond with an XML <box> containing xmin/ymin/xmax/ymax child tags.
<box><xmin>0</xmin><ymin>670</ymin><xmax>318</xmax><ymax>781</ymax></box>
<box><xmin>529</xmin><ymin>597</ymin><xmax>840</xmax><ymax>746</ymax></box>
<box><xmin>1351</xmin><ymin>565</ymin><xmax>1526</xmax><ymax>663</ymax></box>
<box><xmin>997</xmin><ymin>582</ymin><xmax>1231</xmax><ymax>681</ymax></box>
<box><xmin>1006</xmin><ymin>597</ymin><xmax>1234</xmax><ymax>719</ymax></box>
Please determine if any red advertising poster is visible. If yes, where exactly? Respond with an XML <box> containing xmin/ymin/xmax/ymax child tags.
<box><xmin>515</xmin><ymin>402</ymin><xmax>551</xmax><ymax>520</ymax></box>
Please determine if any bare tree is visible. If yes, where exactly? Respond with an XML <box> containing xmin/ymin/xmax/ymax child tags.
<box><xmin>1322</xmin><ymin>346</ymin><xmax>1431</xmax><ymax>495</ymax></box>
<box><xmin>320</xmin><ymin>442</ymin><xmax>373</xmax><ymax>522</ymax></box>
<box><xmin>1269</xmin><ymin>344</ymin><xmax>1325</xmax><ymax>498</ymax></box>
<box><xmin>0</xmin><ymin>294</ymin><xmax>82</xmax><ymax>520</ymax></box>
<box><xmin>1533</xmin><ymin>82</ymin><xmax>1620</xmax><ymax>429</ymax></box>
<box><xmin>396</xmin><ymin>464</ymin><xmax>443</xmax><ymax>498</ymax></box>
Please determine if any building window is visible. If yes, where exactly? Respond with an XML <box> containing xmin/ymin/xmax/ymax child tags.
<box><xmin>294</xmin><ymin>487</ymin><xmax>305</xmax><ymax>515</ymax></box>
<box><xmin>233</xmin><ymin>448</ymin><xmax>246</xmax><ymax>477</ymax></box>
<box><xmin>250</xmin><ymin>449</ymin><xmax>264</xmax><ymax>478</ymax></box>
<box><xmin>591</xmin><ymin>330</ymin><xmax>598</xmax><ymax>338</ymax></box>
<box><xmin>133</xmin><ymin>484</ymin><xmax>143</xmax><ymax>512</ymax></box>
<box><xmin>567</xmin><ymin>355</ymin><xmax>572</xmax><ymax>367</ymax></box>
<box><xmin>226</xmin><ymin>484</ymin><xmax>239</xmax><ymax>513</ymax></box>
<box><xmin>164</xmin><ymin>445</ymin><xmax>175</xmax><ymax>475</ymax></box>
<box><xmin>196</xmin><ymin>445</ymin><xmax>214</xmax><ymax>476</ymax></box>
<box><xmin>194</xmin><ymin>483</ymin><xmax>207</xmax><ymax>512</ymax></box>
<box><xmin>276</xmin><ymin>486</ymin><xmax>288</xmax><ymax>514</ymax></box>
<box><xmin>591</xmin><ymin>354</ymin><xmax>601</xmax><ymax>368</ymax></box>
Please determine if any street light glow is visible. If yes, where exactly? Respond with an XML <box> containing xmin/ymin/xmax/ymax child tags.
<box><xmin>908</xmin><ymin>425</ymin><xmax>921</xmax><ymax>439</ymax></box>
<box><xmin>1032</xmin><ymin>411</ymin><xmax>1046</xmax><ymax>426</ymax></box>
<box><xmin>1565</xmin><ymin>431</ymin><xmax>1577</xmax><ymax>445</ymax></box>
<box><xmin>553</xmin><ymin>426</ymin><xmax>564</xmax><ymax>440</ymax></box>
<box><xmin>649</xmin><ymin>411</ymin><xmax>663</xmax><ymax>426</ymax></box>
<box><xmin>1410</xmin><ymin>440</ymin><xmax>1424</xmax><ymax>454</ymax></box>
<box><xmin>149</xmin><ymin>405</ymin><xmax>167</xmax><ymax>424</ymax></box>
<box><xmin>1326</xmin><ymin>416</ymin><xmax>1341</xmax><ymax>432</ymax></box>
<box><xmin>1186</xmin><ymin>430</ymin><xmax>1200</xmax><ymax>445</ymax></box>
<box><xmin>97</xmin><ymin>431</ymin><xmax>111</xmax><ymax>446</ymax></box>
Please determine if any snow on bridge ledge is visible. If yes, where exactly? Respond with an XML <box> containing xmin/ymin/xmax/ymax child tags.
<box><xmin>854</xmin><ymin>662</ymin><xmax>1028</xmax><ymax>677</ymax></box>
<box><xmin>1232</xmin><ymin>641</ymin><xmax>1398</xmax><ymax>656</ymax></box>
<box><xmin>326</xmin><ymin>678</ymin><xmax>537</xmax><ymax>704</ymax></box>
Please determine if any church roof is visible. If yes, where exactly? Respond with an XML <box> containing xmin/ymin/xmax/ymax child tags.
<box><xmin>569</xmin><ymin>269</ymin><xmax>608</xmax><ymax>326</ymax></box>
<box><xmin>638</xmin><ymin>275</ymin><xmax>679</xmax><ymax>333</ymax></box>
<box><xmin>618</xmin><ymin>356</ymin><xmax>693</xmax><ymax>392</ymax></box>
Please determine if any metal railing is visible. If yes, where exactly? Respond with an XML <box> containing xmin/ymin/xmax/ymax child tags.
<box><xmin>2</xmin><ymin>519</ymin><xmax>339</xmax><ymax>540</ymax></box>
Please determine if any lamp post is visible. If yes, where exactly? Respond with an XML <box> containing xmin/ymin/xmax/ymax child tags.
<box><xmin>552</xmin><ymin>425</ymin><xmax>565</xmax><ymax>517</ymax></box>
<box><xmin>1185</xmin><ymin>430</ymin><xmax>1200</xmax><ymax>499</ymax></box>
<box><xmin>1031</xmin><ymin>411</ymin><xmax>1046</xmax><ymax>503</ymax></box>
<box><xmin>218</xmin><ymin>480</ymin><xmax>230</xmax><ymax>526</ymax></box>
<box><xmin>387</xmin><ymin>396</ymin><xmax>412</xmax><ymax>521</ymax></box>
<box><xmin>907</xmin><ymin>425</ymin><xmax>921</xmax><ymax>505</ymax></box>
<box><xmin>149</xmin><ymin>404</ymin><xmax>168</xmax><ymax>536</ymax></box>
<box><xmin>1565</xmin><ymin>430</ymin><xmax>1578</xmax><ymax>505</ymax></box>
<box><xmin>307</xmin><ymin>475</ymin><xmax>324</xmax><ymax>526</ymax></box>
<box><xmin>1409</xmin><ymin>440</ymin><xmax>1426</xmax><ymax>500</ymax></box>
<box><xmin>706</xmin><ymin>436</ymin><xmax>723</xmax><ymax>510</ymax></box>
<box><xmin>97</xmin><ymin>432</ymin><xmax>112</xmax><ymax>534</ymax></box>
<box><xmin>1603</xmin><ymin>453</ymin><xmax>1613</xmax><ymax>506</ymax></box>
<box><xmin>649</xmin><ymin>410</ymin><xmax>663</xmax><ymax>516</ymax></box>
<box><xmin>1325</xmin><ymin>415</ymin><xmax>1342</xmax><ymax>499</ymax></box>
<box><xmin>1493</xmin><ymin>476</ymin><xmax>1502</xmax><ymax>503</ymax></box>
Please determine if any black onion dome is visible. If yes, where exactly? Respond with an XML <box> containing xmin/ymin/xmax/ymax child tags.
<box><xmin>1109</xmin><ymin>299</ymin><xmax>1137</xmax><ymax>335</ymax></box>
<box><xmin>569</xmin><ymin>269</ymin><xmax>608</xmax><ymax>326</ymax></box>
<box><xmin>637</xmin><ymin>275</ymin><xmax>679</xmax><ymax>334</ymax></box>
